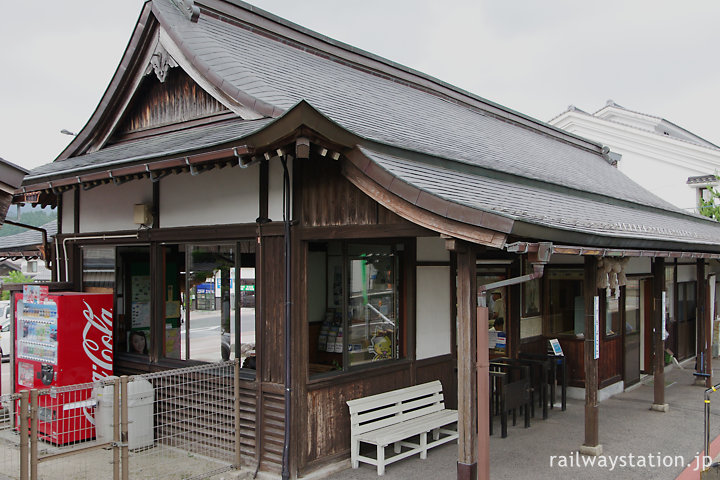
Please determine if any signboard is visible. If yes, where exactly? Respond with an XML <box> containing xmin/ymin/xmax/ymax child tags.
<box><xmin>593</xmin><ymin>296</ymin><xmax>600</xmax><ymax>360</ymax></box>
<box><xmin>549</xmin><ymin>338</ymin><xmax>564</xmax><ymax>356</ymax></box>
<box><xmin>662</xmin><ymin>291</ymin><xmax>667</xmax><ymax>341</ymax></box>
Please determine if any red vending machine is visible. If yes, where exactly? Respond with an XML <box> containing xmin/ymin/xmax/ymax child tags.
<box><xmin>14</xmin><ymin>285</ymin><xmax>113</xmax><ymax>444</ymax></box>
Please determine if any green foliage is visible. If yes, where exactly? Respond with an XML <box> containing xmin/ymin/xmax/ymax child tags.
<box><xmin>699</xmin><ymin>176</ymin><xmax>720</xmax><ymax>222</ymax></box>
<box><xmin>7</xmin><ymin>271</ymin><xmax>34</xmax><ymax>284</ymax></box>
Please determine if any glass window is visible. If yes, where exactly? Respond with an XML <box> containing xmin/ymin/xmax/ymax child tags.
<box><xmin>546</xmin><ymin>269</ymin><xmax>584</xmax><ymax>337</ymax></box>
<box><xmin>82</xmin><ymin>247</ymin><xmax>115</xmax><ymax>293</ymax></box>
<box><xmin>308</xmin><ymin>241</ymin><xmax>403</xmax><ymax>377</ymax></box>
<box><xmin>604</xmin><ymin>292</ymin><xmax>620</xmax><ymax>336</ymax></box>
<box><xmin>347</xmin><ymin>244</ymin><xmax>399</xmax><ymax>367</ymax></box>
<box><xmin>625</xmin><ymin>279</ymin><xmax>640</xmax><ymax>334</ymax></box>
<box><xmin>118</xmin><ymin>246</ymin><xmax>151</xmax><ymax>356</ymax></box>
<box><xmin>184</xmin><ymin>244</ymin><xmax>235</xmax><ymax>362</ymax></box>
<box><xmin>477</xmin><ymin>267</ymin><xmax>508</xmax><ymax>353</ymax></box>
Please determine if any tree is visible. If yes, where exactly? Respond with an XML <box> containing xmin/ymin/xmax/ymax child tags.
<box><xmin>1</xmin><ymin>271</ymin><xmax>35</xmax><ymax>300</ymax></box>
<box><xmin>699</xmin><ymin>176</ymin><xmax>720</xmax><ymax>222</ymax></box>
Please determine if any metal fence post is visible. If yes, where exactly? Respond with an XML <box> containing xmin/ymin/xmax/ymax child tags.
<box><xmin>113</xmin><ymin>377</ymin><xmax>120</xmax><ymax>480</ymax></box>
<box><xmin>121</xmin><ymin>376</ymin><xmax>129</xmax><ymax>480</ymax></box>
<box><xmin>19</xmin><ymin>390</ymin><xmax>29</xmax><ymax>480</ymax></box>
<box><xmin>30</xmin><ymin>390</ymin><xmax>38</xmax><ymax>480</ymax></box>
<box><xmin>234</xmin><ymin>359</ymin><xmax>241</xmax><ymax>469</ymax></box>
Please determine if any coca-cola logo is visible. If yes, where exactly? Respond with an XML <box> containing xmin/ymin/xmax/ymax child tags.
<box><xmin>82</xmin><ymin>300</ymin><xmax>113</xmax><ymax>381</ymax></box>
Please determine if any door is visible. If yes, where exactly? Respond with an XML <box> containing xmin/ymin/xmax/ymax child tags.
<box><xmin>624</xmin><ymin>278</ymin><xmax>642</xmax><ymax>386</ymax></box>
<box><xmin>677</xmin><ymin>282</ymin><xmax>697</xmax><ymax>361</ymax></box>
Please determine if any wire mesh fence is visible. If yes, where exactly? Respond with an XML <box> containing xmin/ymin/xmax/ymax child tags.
<box><xmin>128</xmin><ymin>361</ymin><xmax>239</xmax><ymax>480</ymax></box>
<box><xmin>0</xmin><ymin>360</ymin><xmax>242</xmax><ymax>480</ymax></box>
<box><xmin>0</xmin><ymin>392</ymin><xmax>22</xmax><ymax>480</ymax></box>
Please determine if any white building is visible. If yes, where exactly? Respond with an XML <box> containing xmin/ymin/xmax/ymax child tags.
<box><xmin>549</xmin><ymin>100</ymin><xmax>720</xmax><ymax>213</ymax></box>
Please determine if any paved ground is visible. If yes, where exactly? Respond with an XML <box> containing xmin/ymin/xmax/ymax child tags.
<box><xmin>317</xmin><ymin>361</ymin><xmax>720</xmax><ymax>480</ymax></box>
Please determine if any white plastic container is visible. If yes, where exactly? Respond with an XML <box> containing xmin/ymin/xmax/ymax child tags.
<box><xmin>94</xmin><ymin>376</ymin><xmax>154</xmax><ymax>450</ymax></box>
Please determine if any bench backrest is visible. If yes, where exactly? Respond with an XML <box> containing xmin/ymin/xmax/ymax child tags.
<box><xmin>346</xmin><ymin>380</ymin><xmax>446</xmax><ymax>435</ymax></box>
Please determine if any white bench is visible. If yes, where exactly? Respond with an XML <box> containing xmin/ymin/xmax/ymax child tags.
<box><xmin>346</xmin><ymin>380</ymin><xmax>458</xmax><ymax>475</ymax></box>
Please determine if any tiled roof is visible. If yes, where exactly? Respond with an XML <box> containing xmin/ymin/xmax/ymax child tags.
<box><xmin>150</xmin><ymin>0</ymin><xmax>679</xmax><ymax>213</ymax></box>
<box><xmin>26</xmin><ymin>118</ymin><xmax>272</xmax><ymax>180</ymax></box>
<box><xmin>0</xmin><ymin>221</ymin><xmax>57</xmax><ymax>250</ymax></box>
<box><xmin>22</xmin><ymin>0</ymin><xmax>720</xmax><ymax>251</ymax></box>
<box><xmin>361</xmin><ymin>147</ymin><xmax>720</xmax><ymax>248</ymax></box>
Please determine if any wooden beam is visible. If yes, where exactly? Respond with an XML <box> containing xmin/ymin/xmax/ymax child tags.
<box><xmin>581</xmin><ymin>256</ymin><xmax>601</xmax><ymax>455</ymax></box>
<box><xmin>651</xmin><ymin>258</ymin><xmax>669</xmax><ymax>412</ymax></box>
<box><xmin>455</xmin><ymin>241</ymin><xmax>478</xmax><ymax>479</ymax></box>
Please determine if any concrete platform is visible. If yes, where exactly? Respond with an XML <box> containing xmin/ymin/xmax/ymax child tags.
<box><xmin>319</xmin><ymin>365</ymin><xmax>719</xmax><ymax>480</ymax></box>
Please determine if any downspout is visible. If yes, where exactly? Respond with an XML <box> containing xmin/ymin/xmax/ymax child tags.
<box><xmin>478</xmin><ymin>241</ymin><xmax>553</xmax><ymax>300</ymax></box>
<box><xmin>61</xmin><ymin>233</ymin><xmax>139</xmax><ymax>282</ymax></box>
<box><xmin>3</xmin><ymin>219</ymin><xmax>50</xmax><ymax>269</ymax></box>
<box><xmin>280</xmin><ymin>154</ymin><xmax>292</xmax><ymax>480</ymax></box>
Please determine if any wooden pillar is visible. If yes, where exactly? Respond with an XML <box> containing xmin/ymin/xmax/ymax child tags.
<box><xmin>707</xmin><ymin>274</ymin><xmax>716</xmax><ymax>388</ymax></box>
<box><xmin>449</xmin><ymin>239</ymin><xmax>479</xmax><ymax>480</ymax></box>
<box><xmin>698</xmin><ymin>260</ymin><xmax>712</xmax><ymax>388</ymax></box>
<box><xmin>651</xmin><ymin>258</ymin><xmax>669</xmax><ymax>412</ymax></box>
<box><xmin>580</xmin><ymin>256</ymin><xmax>602</xmax><ymax>455</ymax></box>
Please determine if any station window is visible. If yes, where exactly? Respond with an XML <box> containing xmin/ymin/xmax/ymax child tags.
<box><xmin>545</xmin><ymin>269</ymin><xmax>584</xmax><ymax>337</ymax></box>
<box><xmin>307</xmin><ymin>241</ymin><xmax>404</xmax><ymax>377</ymax></box>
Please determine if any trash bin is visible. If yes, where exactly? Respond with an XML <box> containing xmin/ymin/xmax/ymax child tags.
<box><xmin>94</xmin><ymin>376</ymin><xmax>154</xmax><ymax>450</ymax></box>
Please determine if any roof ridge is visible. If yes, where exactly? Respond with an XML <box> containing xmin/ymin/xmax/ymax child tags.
<box><xmin>194</xmin><ymin>0</ymin><xmax>603</xmax><ymax>154</ymax></box>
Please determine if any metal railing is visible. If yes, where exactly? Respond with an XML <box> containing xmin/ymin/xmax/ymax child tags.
<box><xmin>0</xmin><ymin>359</ymin><xmax>242</xmax><ymax>480</ymax></box>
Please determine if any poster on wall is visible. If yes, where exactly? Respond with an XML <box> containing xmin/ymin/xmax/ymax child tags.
<box><xmin>165</xmin><ymin>326</ymin><xmax>181</xmax><ymax>359</ymax></box>
<box><xmin>131</xmin><ymin>302</ymin><xmax>151</xmax><ymax>328</ymax></box>
<box><xmin>593</xmin><ymin>296</ymin><xmax>600</xmax><ymax>360</ymax></box>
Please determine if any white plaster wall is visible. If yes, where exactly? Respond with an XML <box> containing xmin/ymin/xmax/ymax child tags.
<box><xmin>616</xmin><ymin>151</ymin><xmax>698</xmax><ymax>212</ymax></box>
<box><xmin>268</xmin><ymin>157</ymin><xmax>291</xmax><ymax>222</ymax></box>
<box><xmin>626</xmin><ymin>257</ymin><xmax>651</xmax><ymax>275</ymax></box>
<box><xmin>677</xmin><ymin>264</ymin><xmax>697</xmax><ymax>283</ymax></box>
<box><xmin>417</xmin><ymin>237</ymin><xmax>449</xmax><ymax>262</ymax></box>
<box><xmin>416</xmin><ymin>266</ymin><xmax>451</xmax><ymax>360</ymax></box>
<box><xmin>61</xmin><ymin>190</ymin><xmax>75</xmax><ymax>233</ymax></box>
<box><xmin>160</xmin><ymin>166</ymin><xmax>258</xmax><ymax>228</ymax></box>
<box><xmin>79</xmin><ymin>179</ymin><xmax>153</xmax><ymax>232</ymax></box>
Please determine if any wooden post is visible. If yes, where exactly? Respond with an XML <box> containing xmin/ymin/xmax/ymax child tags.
<box><xmin>697</xmin><ymin>260</ymin><xmax>706</xmax><ymax>380</ymax></box>
<box><xmin>476</xmin><ymin>306</ymin><xmax>490</xmax><ymax>480</ymax></box>
<box><xmin>580</xmin><ymin>256</ymin><xmax>602</xmax><ymax>456</ymax></box>
<box><xmin>121</xmin><ymin>376</ymin><xmax>129</xmax><ymax>480</ymax></box>
<box><xmin>113</xmin><ymin>377</ymin><xmax>120</xmax><ymax>480</ymax></box>
<box><xmin>19</xmin><ymin>390</ymin><xmax>28</xmax><ymax>480</ymax></box>
<box><xmin>707</xmin><ymin>274</ymin><xmax>716</xmax><ymax>388</ymax></box>
<box><xmin>449</xmin><ymin>239</ymin><xmax>478</xmax><ymax>480</ymax></box>
<box><xmin>698</xmin><ymin>261</ymin><xmax>713</xmax><ymax>388</ymax></box>
<box><xmin>651</xmin><ymin>258</ymin><xmax>669</xmax><ymax>412</ymax></box>
<box><xmin>30</xmin><ymin>390</ymin><xmax>38</xmax><ymax>480</ymax></box>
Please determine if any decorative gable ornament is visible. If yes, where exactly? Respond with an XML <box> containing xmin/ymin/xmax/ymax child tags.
<box><xmin>170</xmin><ymin>0</ymin><xmax>200</xmax><ymax>23</ymax></box>
<box><xmin>146</xmin><ymin>43</ymin><xmax>178</xmax><ymax>83</ymax></box>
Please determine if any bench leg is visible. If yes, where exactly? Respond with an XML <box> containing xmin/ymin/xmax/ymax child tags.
<box><xmin>351</xmin><ymin>439</ymin><xmax>359</xmax><ymax>469</ymax></box>
<box><xmin>377</xmin><ymin>444</ymin><xmax>385</xmax><ymax>476</ymax></box>
<box><xmin>420</xmin><ymin>432</ymin><xmax>428</xmax><ymax>460</ymax></box>
<box><xmin>394</xmin><ymin>441</ymin><xmax>401</xmax><ymax>454</ymax></box>
<box><xmin>433</xmin><ymin>428</ymin><xmax>440</xmax><ymax>441</ymax></box>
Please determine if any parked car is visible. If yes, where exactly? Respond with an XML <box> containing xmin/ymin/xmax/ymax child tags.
<box><xmin>0</xmin><ymin>301</ymin><xmax>10</xmax><ymax>362</ymax></box>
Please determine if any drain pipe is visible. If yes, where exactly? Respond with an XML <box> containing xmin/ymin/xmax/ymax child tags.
<box><xmin>3</xmin><ymin>219</ymin><xmax>50</xmax><ymax>269</ymax></box>
<box><xmin>280</xmin><ymin>153</ymin><xmax>292</xmax><ymax>480</ymax></box>
<box><xmin>62</xmin><ymin>233</ymin><xmax>139</xmax><ymax>282</ymax></box>
<box><xmin>478</xmin><ymin>242</ymin><xmax>553</xmax><ymax>299</ymax></box>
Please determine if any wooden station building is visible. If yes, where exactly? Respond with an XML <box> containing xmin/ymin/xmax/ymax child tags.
<box><xmin>14</xmin><ymin>1</ymin><xmax>720</xmax><ymax>478</ymax></box>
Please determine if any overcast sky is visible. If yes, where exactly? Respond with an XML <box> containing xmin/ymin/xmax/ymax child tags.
<box><xmin>2</xmin><ymin>0</ymin><xmax>719</xmax><ymax>172</ymax></box>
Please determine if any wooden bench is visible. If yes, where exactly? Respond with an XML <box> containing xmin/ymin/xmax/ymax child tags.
<box><xmin>346</xmin><ymin>380</ymin><xmax>458</xmax><ymax>475</ymax></box>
